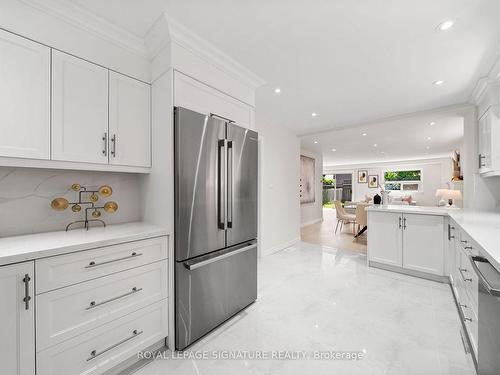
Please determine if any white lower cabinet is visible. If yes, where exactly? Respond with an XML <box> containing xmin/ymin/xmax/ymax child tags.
<box><xmin>37</xmin><ymin>300</ymin><xmax>168</xmax><ymax>375</ymax></box>
<box><xmin>367</xmin><ymin>211</ymin><xmax>402</xmax><ymax>266</ymax></box>
<box><xmin>402</xmin><ymin>214</ymin><xmax>444</xmax><ymax>275</ymax></box>
<box><xmin>0</xmin><ymin>261</ymin><xmax>35</xmax><ymax>375</ymax></box>
<box><xmin>368</xmin><ymin>212</ymin><xmax>445</xmax><ymax>277</ymax></box>
<box><xmin>37</xmin><ymin>260</ymin><xmax>168</xmax><ymax>350</ymax></box>
<box><xmin>28</xmin><ymin>236</ymin><xmax>168</xmax><ymax>375</ymax></box>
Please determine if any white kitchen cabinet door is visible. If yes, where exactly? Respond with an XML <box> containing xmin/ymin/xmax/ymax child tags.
<box><xmin>109</xmin><ymin>71</ymin><xmax>151</xmax><ymax>167</ymax></box>
<box><xmin>0</xmin><ymin>261</ymin><xmax>35</xmax><ymax>375</ymax></box>
<box><xmin>0</xmin><ymin>29</ymin><xmax>50</xmax><ymax>159</ymax></box>
<box><xmin>478</xmin><ymin>110</ymin><xmax>492</xmax><ymax>173</ymax></box>
<box><xmin>52</xmin><ymin>50</ymin><xmax>109</xmax><ymax>164</ymax></box>
<box><xmin>174</xmin><ymin>71</ymin><xmax>255</xmax><ymax>129</ymax></box>
<box><xmin>367</xmin><ymin>211</ymin><xmax>402</xmax><ymax>267</ymax></box>
<box><xmin>402</xmin><ymin>214</ymin><xmax>444</xmax><ymax>276</ymax></box>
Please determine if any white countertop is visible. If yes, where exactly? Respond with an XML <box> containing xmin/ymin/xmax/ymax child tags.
<box><xmin>448</xmin><ymin>209</ymin><xmax>500</xmax><ymax>270</ymax></box>
<box><xmin>366</xmin><ymin>204</ymin><xmax>454</xmax><ymax>216</ymax></box>
<box><xmin>0</xmin><ymin>222</ymin><xmax>168</xmax><ymax>266</ymax></box>
<box><xmin>367</xmin><ymin>204</ymin><xmax>500</xmax><ymax>270</ymax></box>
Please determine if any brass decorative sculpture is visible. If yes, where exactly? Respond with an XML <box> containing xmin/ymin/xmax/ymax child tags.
<box><xmin>50</xmin><ymin>184</ymin><xmax>118</xmax><ymax>231</ymax></box>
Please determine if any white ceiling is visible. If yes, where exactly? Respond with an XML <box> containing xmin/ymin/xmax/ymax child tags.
<box><xmin>68</xmin><ymin>0</ymin><xmax>500</xmax><ymax>137</ymax></box>
<box><xmin>301</xmin><ymin>108</ymin><xmax>464</xmax><ymax>167</ymax></box>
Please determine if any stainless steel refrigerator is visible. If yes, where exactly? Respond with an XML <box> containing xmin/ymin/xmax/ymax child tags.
<box><xmin>174</xmin><ymin>107</ymin><xmax>258</xmax><ymax>350</ymax></box>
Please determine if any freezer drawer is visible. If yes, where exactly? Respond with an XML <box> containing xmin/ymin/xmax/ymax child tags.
<box><xmin>175</xmin><ymin>241</ymin><xmax>257</xmax><ymax>350</ymax></box>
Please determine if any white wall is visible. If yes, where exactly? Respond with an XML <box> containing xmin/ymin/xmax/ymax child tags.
<box><xmin>0</xmin><ymin>167</ymin><xmax>141</xmax><ymax>237</ymax></box>
<box><xmin>257</xmin><ymin>122</ymin><xmax>301</xmax><ymax>256</ymax></box>
<box><xmin>325</xmin><ymin>158</ymin><xmax>454</xmax><ymax>207</ymax></box>
<box><xmin>300</xmin><ymin>149</ymin><xmax>323</xmax><ymax>226</ymax></box>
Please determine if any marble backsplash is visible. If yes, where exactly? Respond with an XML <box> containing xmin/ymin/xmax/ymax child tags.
<box><xmin>0</xmin><ymin>167</ymin><xmax>141</xmax><ymax>237</ymax></box>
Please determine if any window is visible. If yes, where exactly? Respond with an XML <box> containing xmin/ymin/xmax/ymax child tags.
<box><xmin>383</xmin><ymin>170</ymin><xmax>422</xmax><ymax>192</ymax></box>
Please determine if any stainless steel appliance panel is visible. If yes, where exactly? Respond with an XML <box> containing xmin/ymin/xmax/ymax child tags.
<box><xmin>175</xmin><ymin>107</ymin><xmax>226</xmax><ymax>261</ymax></box>
<box><xmin>175</xmin><ymin>241</ymin><xmax>258</xmax><ymax>350</ymax></box>
<box><xmin>226</xmin><ymin>123</ymin><xmax>258</xmax><ymax>247</ymax></box>
<box><xmin>471</xmin><ymin>256</ymin><xmax>500</xmax><ymax>375</ymax></box>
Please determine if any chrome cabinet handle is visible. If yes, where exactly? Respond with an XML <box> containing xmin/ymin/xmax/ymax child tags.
<box><xmin>461</xmin><ymin>240</ymin><xmax>468</xmax><ymax>244</ymax></box>
<box><xmin>459</xmin><ymin>267</ymin><xmax>472</xmax><ymax>282</ymax></box>
<box><xmin>463</xmin><ymin>317</ymin><xmax>473</xmax><ymax>323</ymax></box>
<box><xmin>464</xmin><ymin>246</ymin><xmax>473</xmax><ymax>250</ymax></box>
<box><xmin>22</xmin><ymin>274</ymin><xmax>31</xmax><ymax>310</ymax></box>
<box><xmin>86</xmin><ymin>287</ymin><xmax>143</xmax><ymax>310</ymax></box>
<box><xmin>102</xmin><ymin>133</ymin><xmax>108</xmax><ymax>156</ymax></box>
<box><xmin>403</xmin><ymin>217</ymin><xmax>407</xmax><ymax>230</ymax></box>
<box><xmin>84</xmin><ymin>252</ymin><xmax>142</xmax><ymax>269</ymax></box>
<box><xmin>398</xmin><ymin>216</ymin><xmax>402</xmax><ymax>229</ymax></box>
<box><xmin>111</xmin><ymin>134</ymin><xmax>116</xmax><ymax>157</ymax></box>
<box><xmin>448</xmin><ymin>224</ymin><xmax>455</xmax><ymax>240</ymax></box>
<box><xmin>86</xmin><ymin>329</ymin><xmax>143</xmax><ymax>361</ymax></box>
<box><xmin>479</xmin><ymin>154</ymin><xmax>486</xmax><ymax>168</ymax></box>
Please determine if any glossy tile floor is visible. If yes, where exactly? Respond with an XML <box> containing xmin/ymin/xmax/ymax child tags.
<box><xmin>134</xmin><ymin>242</ymin><xmax>475</xmax><ymax>375</ymax></box>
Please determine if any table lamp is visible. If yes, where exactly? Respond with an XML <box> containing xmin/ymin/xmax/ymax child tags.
<box><xmin>442</xmin><ymin>189</ymin><xmax>462</xmax><ymax>207</ymax></box>
<box><xmin>435</xmin><ymin>189</ymin><xmax>448</xmax><ymax>206</ymax></box>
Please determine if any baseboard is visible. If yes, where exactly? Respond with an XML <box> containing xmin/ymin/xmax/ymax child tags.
<box><xmin>261</xmin><ymin>237</ymin><xmax>300</xmax><ymax>257</ymax></box>
<box><xmin>300</xmin><ymin>218</ymin><xmax>323</xmax><ymax>228</ymax></box>
<box><xmin>368</xmin><ymin>261</ymin><xmax>450</xmax><ymax>283</ymax></box>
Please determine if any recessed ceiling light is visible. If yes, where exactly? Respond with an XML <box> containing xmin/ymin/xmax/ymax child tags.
<box><xmin>331</xmin><ymin>148</ymin><xmax>337</xmax><ymax>152</ymax></box>
<box><xmin>438</xmin><ymin>20</ymin><xmax>454</xmax><ymax>31</ymax></box>
<box><xmin>380</xmin><ymin>151</ymin><xmax>385</xmax><ymax>154</ymax></box>
<box><xmin>430</xmin><ymin>121</ymin><xmax>436</xmax><ymax>126</ymax></box>
<box><xmin>311</xmin><ymin>112</ymin><xmax>318</xmax><ymax>117</ymax></box>
<box><xmin>433</xmin><ymin>80</ymin><xmax>444</xmax><ymax>86</ymax></box>
<box><xmin>427</xmin><ymin>136</ymin><xmax>432</xmax><ymax>140</ymax></box>
<box><xmin>314</xmin><ymin>140</ymin><xmax>318</xmax><ymax>144</ymax></box>
<box><xmin>274</xmin><ymin>87</ymin><xmax>281</xmax><ymax>94</ymax></box>
<box><xmin>426</xmin><ymin>146</ymin><xmax>430</xmax><ymax>150</ymax></box>
<box><xmin>362</xmin><ymin>133</ymin><xmax>367</xmax><ymax>136</ymax></box>
<box><xmin>373</xmin><ymin>143</ymin><xmax>378</xmax><ymax>147</ymax></box>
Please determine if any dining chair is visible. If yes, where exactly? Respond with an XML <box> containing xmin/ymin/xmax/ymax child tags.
<box><xmin>333</xmin><ymin>200</ymin><xmax>356</xmax><ymax>234</ymax></box>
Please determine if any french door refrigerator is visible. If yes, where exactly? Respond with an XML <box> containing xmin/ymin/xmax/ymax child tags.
<box><xmin>174</xmin><ymin>107</ymin><xmax>258</xmax><ymax>350</ymax></box>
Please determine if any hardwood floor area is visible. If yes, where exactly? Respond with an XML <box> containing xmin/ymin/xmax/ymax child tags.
<box><xmin>301</xmin><ymin>208</ymin><xmax>367</xmax><ymax>253</ymax></box>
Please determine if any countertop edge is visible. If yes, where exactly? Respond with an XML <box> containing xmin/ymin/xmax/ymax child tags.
<box><xmin>0</xmin><ymin>222</ymin><xmax>169</xmax><ymax>267</ymax></box>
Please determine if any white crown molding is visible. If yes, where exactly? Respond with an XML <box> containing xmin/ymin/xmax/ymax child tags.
<box><xmin>19</xmin><ymin>0</ymin><xmax>150</xmax><ymax>58</ymax></box>
<box><xmin>145</xmin><ymin>13</ymin><xmax>266</xmax><ymax>90</ymax></box>
<box><xmin>470</xmin><ymin>54</ymin><xmax>500</xmax><ymax>104</ymax></box>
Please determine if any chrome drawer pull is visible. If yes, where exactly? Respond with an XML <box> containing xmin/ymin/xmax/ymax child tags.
<box><xmin>22</xmin><ymin>274</ymin><xmax>31</xmax><ymax>310</ymax></box>
<box><xmin>463</xmin><ymin>317</ymin><xmax>473</xmax><ymax>323</ymax></box>
<box><xmin>458</xmin><ymin>268</ymin><xmax>472</xmax><ymax>282</ymax></box>
<box><xmin>85</xmin><ymin>287</ymin><xmax>143</xmax><ymax>310</ymax></box>
<box><xmin>86</xmin><ymin>329</ymin><xmax>143</xmax><ymax>361</ymax></box>
<box><xmin>84</xmin><ymin>252</ymin><xmax>143</xmax><ymax>269</ymax></box>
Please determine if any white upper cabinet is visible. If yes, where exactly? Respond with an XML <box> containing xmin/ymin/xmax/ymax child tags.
<box><xmin>0</xmin><ymin>261</ymin><xmax>35</xmax><ymax>375</ymax></box>
<box><xmin>478</xmin><ymin>105</ymin><xmax>500</xmax><ymax>176</ymax></box>
<box><xmin>0</xmin><ymin>30</ymin><xmax>50</xmax><ymax>159</ymax></box>
<box><xmin>51</xmin><ymin>50</ymin><xmax>109</xmax><ymax>164</ymax></box>
<box><xmin>174</xmin><ymin>71</ymin><xmax>255</xmax><ymax>130</ymax></box>
<box><xmin>109</xmin><ymin>72</ymin><xmax>151</xmax><ymax>167</ymax></box>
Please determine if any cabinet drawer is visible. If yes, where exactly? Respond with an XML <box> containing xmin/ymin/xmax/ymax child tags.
<box><xmin>37</xmin><ymin>300</ymin><xmax>168</xmax><ymax>375</ymax></box>
<box><xmin>36</xmin><ymin>237</ymin><xmax>167</xmax><ymax>293</ymax></box>
<box><xmin>37</xmin><ymin>260</ymin><xmax>167</xmax><ymax>351</ymax></box>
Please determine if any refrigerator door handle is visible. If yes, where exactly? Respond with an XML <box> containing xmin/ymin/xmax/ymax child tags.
<box><xmin>218</xmin><ymin>139</ymin><xmax>227</xmax><ymax>230</ymax></box>
<box><xmin>183</xmin><ymin>242</ymin><xmax>257</xmax><ymax>270</ymax></box>
<box><xmin>227</xmin><ymin>140</ymin><xmax>233</xmax><ymax>228</ymax></box>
